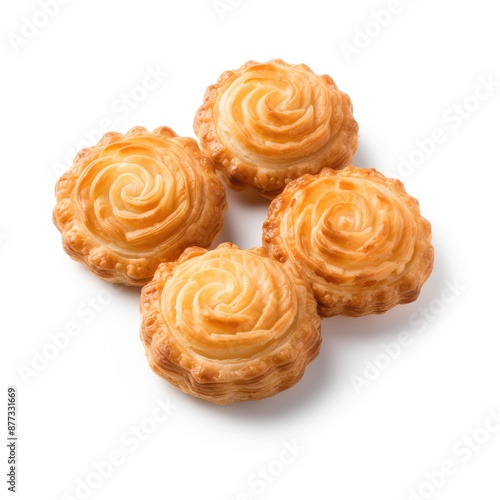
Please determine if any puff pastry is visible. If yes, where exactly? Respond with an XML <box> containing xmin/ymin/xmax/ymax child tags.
<box><xmin>194</xmin><ymin>59</ymin><xmax>358</xmax><ymax>197</ymax></box>
<box><xmin>263</xmin><ymin>166</ymin><xmax>434</xmax><ymax>317</ymax></box>
<box><xmin>53</xmin><ymin>126</ymin><xmax>227</xmax><ymax>286</ymax></box>
<box><xmin>140</xmin><ymin>243</ymin><xmax>321</xmax><ymax>404</ymax></box>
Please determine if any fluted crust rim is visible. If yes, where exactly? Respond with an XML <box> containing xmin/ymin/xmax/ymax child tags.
<box><xmin>140</xmin><ymin>243</ymin><xmax>322</xmax><ymax>404</ymax></box>
<box><xmin>53</xmin><ymin>126</ymin><xmax>227</xmax><ymax>286</ymax></box>
<box><xmin>194</xmin><ymin>59</ymin><xmax>359</xmax><ymax>198</ymax></box>
<box><xmin>263</xmin><ymin>166</ymin><xmax>434</xmax><ymax>317</ymax></box>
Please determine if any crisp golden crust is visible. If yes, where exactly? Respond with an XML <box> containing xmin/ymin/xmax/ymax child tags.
<box><xmin>140</xmin><ymin>243</ymin><xmax>321</xmax><ymax>404</ymax></box>
<box><xmin>263</xmin><ymin>167</ymin><xmax>434</xmax><ymax>317</ymax></box>
<box><xmin>194</xmin><ymin>59</ymin><xmax>358</xmax><ymax>197</ymax></box>
<box><xmin>53</xmin><ymin>126</ymin><xmax>227</xmax><ymax>286</ymax></box>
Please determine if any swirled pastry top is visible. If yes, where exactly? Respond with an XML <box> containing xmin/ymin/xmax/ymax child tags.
<box><xmin>263</xmin><ymin>167</ymin><xmax>434</xmax><ymax>317</ymax></box>
<box><xmin>140</xmin><ymin>243</ymin><xmax>321</xmax><ymax>404</ymax></box>
<box><xmin>53</xmin><ymin>126</ymin><xmax>227</xmax><ymax>286</ymax></box>
<box><xmin>194</xmin><ymin>59</ymin><xmax>358</xmax><ymax>197</ymax></box>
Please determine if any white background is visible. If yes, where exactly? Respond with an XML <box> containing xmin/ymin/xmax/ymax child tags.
<box><xmin>1</xmin><ymin>1</ymin><xmax>499</xmax><ymax>499</ymax></box>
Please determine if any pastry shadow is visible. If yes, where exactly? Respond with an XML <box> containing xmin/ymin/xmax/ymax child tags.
<box><xmin>80</xmin><ymin>271</ymin><xmax>144</xmax><ymax>299</ymax></box>
<box><xmin>181</xmin><ymin>332</ymin><xmax>338</xmax><ymax>420</ymax></box>
<box><xmin>324</xmin><ymin>236</ymin><xmax>447</xmax><ymax>340</ymax></box>
<box><xmin>116</xmin><ymin>283</ymin><xmax>143</xmax><ymax>298</ymax></box>
<box><xmin>227</xmin><ymin>185</ymin><xmax>271</xmax><ymax>208</ymax></box>
<box><xmin>211</xmin><ymin>211</ymin><xmax>237</xmax><ymax>248</ymax></box>
<box><xmin>351</xmin><ymin>140</ymin><xmax>377</xmax><ymax>170</ymax></box>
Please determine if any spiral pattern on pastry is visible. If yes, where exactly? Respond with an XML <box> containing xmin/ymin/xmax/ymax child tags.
<box><xmin>140</xmin><ymin>243</ymin><xmax>321</xmax><ymax>404</ymax></box>
<box><xmin>263</xmin><ymin>167</ymin><xmax>434</xmax><ymax>317</ymax></box>
<box><xmin>53</xmin><ymin>126</ymin><xmax>227</xmax><ymax>285</ymax></box>
<box><xmin>194</xmin><ymin>59</ymin><xmax>358</xmax><ymax>197</ymax></box>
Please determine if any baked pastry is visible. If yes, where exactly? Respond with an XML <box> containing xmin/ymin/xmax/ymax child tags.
<box><xmin>53</xmin><ymin>126</ymin><xmax>227</xmax><ymax>286</ymax></box>
<box><xmin>263</xmin><ymin>166</ymin><xmax>434</xmax><ymax>317</ymax></box>
<box><xmin>194</xmin><ymin>59</ymin><xmax>358</xmax><ymax>197</ymax></box>
<box><xmin>140</xmin><ymin>243</ymin><xmax>321</xmax><ymax>404</ymax></box>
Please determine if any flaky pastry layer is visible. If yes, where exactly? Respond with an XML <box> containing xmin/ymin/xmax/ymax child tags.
<box><xmin>140</xmin><ymin>243</ymin><xmax>321</xmax><ymax>404</ymax></box>
<box><xmin>263</xmin><ymin>167</ymin><xmax>434</xmax><ymax>317</ymax></box>
<box><xmin>194</xmin><ymin>59</ymin><xmax>358</xmax><ymax>197</ymax></box>
<box><xmin>53</xmin><ymin>126</ymin><xmax>227</xmax><ymax>285</ymax></box>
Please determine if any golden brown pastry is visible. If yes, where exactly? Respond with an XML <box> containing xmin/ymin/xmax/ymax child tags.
<box><xmin>140</xmin><ymin>243</ymin><xmax>321</xmax><ymax>404</ymax></box>
<box><xmin>263</xmin><ymin>166</ymin><xmax>434</xmax><ymax>317</ymax></box>
<box><xmin>53</xmin><ymin>126</ymin><xmax>227</xmax><ymax>286</ymax></box>
<box><xmin>194</xmin><ymin>59</ymin><xmax>358</xmax><ymax>197</ymax></box>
